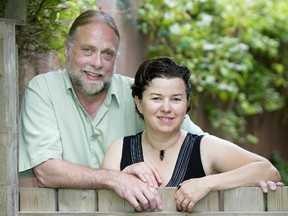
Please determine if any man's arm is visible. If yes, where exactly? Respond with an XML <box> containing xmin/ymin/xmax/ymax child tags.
<box><xmin>181</xmin><ymin>114</ymin><xmax>206</xmax><ymax>135</ymax></box>
<box><xmin>33</xmin><ymin>159</ymin><xmax>162</xmax><ymax>212</ymax></box>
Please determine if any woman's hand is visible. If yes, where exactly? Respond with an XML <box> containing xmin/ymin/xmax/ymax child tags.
<box><xmin>123</xmin><ymin>162</ymin><xmax>162</xmax><ymax>188</ymax></box>
<box><xmin>175</xmin><ymin>178</ymin><xmax>210</xmax><ymax>212</ymax></box>
<box><xmin>257</xmin><ymin>180</ymin><xmax>284</xmax><ymax>193</ymax></box>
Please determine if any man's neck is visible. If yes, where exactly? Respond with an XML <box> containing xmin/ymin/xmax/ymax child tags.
<box><xmin>75</xmin><ymin>88</ymin><xmax>108</xmax><ymax>120</ymax></box>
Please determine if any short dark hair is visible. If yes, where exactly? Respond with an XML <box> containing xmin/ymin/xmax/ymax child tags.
<box><xmin>131</xmin><ymin>57</ymin><xmax>192</xmax><ymax>118</ymax></box>
<box><xmin>66</xmin><ymin>10</ymin><xmax>120</xmax><ymax>50</ymax></box>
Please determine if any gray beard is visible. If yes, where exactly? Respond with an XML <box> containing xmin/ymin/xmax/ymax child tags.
<box><xmin>73</xmin><ymin>77</ymin><xmax>110</xmax><ymax>96</ymax></box>
<box><xmin>69</xmin><ymin>72</ymin><xmax>111</xmax><ymax>96</ymax></box>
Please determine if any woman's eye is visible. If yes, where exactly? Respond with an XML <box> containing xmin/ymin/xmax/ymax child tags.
<box><xmin>172</xmin><ymin>98</ymin><xmax>182</xmax><ymax>103</ymax></box>
<box><xmin>152</xmin><ymin>97</ymin><xmax>161</xmax><ymax>101</ymax></box>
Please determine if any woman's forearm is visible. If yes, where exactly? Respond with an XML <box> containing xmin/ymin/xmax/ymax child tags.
<box><xmin>205</xmin><ymin>160</ymin><xmax>281</xmax><ymax>191</ymax></box>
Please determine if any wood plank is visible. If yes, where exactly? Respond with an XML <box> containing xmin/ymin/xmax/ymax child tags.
<box><xmin>193</xmin><ymin>190</ymin><xmax>220</xmax><ymax>212</ymax></box>
<box><xmin>19</xmin><ymin>188</ymin><xmax>57</xmax><ymax>211</ymax></box>
<box><xmin>267</xmin><ymin>187</ymin><xmax>288</xmax><ymax>211</ymax></box>
<box><xmin>0</xmin><ymin>20</ymin><xmax>18</xmax><ymax>216</ymax></box>
<box><xmin>58</xmin><ymin>189</ymin><xmax>97</xmax><ymax>212</ymax></box>
<box><xmin>0</xmin><ymin>20</ymin><xmax>18</xmax><ymax>184</ymax></box>
<box><xmin>0</xmin><ymin>18</ymin><xmax>25</xmax><ymax>25</ymax></box>
<box><xmin>223</xmin><ymin>187</ymin><xmax>265</xmax><ymax>211</ymax></box>
<box><xmin>0</xmin><ymin>185</ymin><xmax>18</xmax><ymax>216</ymax></box>
<box><xmin>159</xmin><ymin>187</ymin><xmax>177</xmax><ymax>212</ymax></box>
<box><xmin>97</xmin><ymin>189</ymin><xmax>134</xmax><ymax>212</ymax></box>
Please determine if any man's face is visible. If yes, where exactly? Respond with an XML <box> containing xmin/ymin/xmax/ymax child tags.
<box><xmin>65</xmin><ymin>22</ymin><xmax>119</xmax><ymax>96</ymax></box>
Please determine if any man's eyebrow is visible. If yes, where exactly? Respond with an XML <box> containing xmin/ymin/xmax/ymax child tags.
<box><xmin>103</xmin><ymin>47</ymin><xmax>116</xmax><ymax>53</ymax></box>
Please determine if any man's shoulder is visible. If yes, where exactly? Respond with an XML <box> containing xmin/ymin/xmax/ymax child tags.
<box><xmin>110</xmin><ymin>73</ymin><xmax>135</xmax><ymax>104</ymax></box>
<box><xmin>30</xmin><ymin>69</ymin><xmax>66</xmax><ymax>82</ymax></box>
<box><xmin>28</xmin><ymin>69</ymin><xmax>68</xmax><ymax>88</ymax></box>
<box><xmin>112</xmin><ymin>73</ymin><xmax>134</xmax><ymax>85</ymax></box>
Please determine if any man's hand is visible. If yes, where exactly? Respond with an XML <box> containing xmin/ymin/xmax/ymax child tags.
<box><xmin>123</xmin><ymin>162</ymin><xmax>162</xmax><ymax>188</ymax></box>
<box><xmin>112</xmin><ymin>172</ymin><xmax>162</xmax><ymax>212</ymax></box>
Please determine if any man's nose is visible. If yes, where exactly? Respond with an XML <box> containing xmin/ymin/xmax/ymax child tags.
<box><xmin>90</xmin><ymin>53</ymin><xmax>103</xmax><ymax>69</ymax></box>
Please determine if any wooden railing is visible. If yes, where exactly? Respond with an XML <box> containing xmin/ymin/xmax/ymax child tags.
<box><xmin>19</xmin><ymin>187</ymin><xmax>288</xmax><ymax>215</ymax></box>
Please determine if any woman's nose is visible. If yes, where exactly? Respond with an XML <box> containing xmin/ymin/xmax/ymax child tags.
<box><xmin>160</xmin><ymin>100</ymin><xmax>172</xmax><ymax>112</ymax></box>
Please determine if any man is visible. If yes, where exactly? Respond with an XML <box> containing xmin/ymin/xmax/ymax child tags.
<box><xmin>19</xmin><ymin>10</ymin><xmax>204</xmax><ymax>212</ymax></box>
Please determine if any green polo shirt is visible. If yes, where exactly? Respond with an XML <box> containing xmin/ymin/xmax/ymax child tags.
<box><xmin>19</xmin><ymin>69</ymin><xmax>204</xmax><ymax>177</ymax></box>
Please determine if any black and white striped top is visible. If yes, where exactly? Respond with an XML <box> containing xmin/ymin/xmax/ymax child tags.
<box><xmin>120</xmin><ymin>132</ymin><xmax>206</xmax><ymax>187</ymax></box>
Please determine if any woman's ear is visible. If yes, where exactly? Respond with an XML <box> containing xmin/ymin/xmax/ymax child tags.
<box><xmin>186</xmin><ymin>97</ymin><xmax>191</xmax><ymax>113</ymax></box>
<box><xmin>134</xmin><ymin>96</ymin><xmax>143</xmax><ymax>114</ymax></box>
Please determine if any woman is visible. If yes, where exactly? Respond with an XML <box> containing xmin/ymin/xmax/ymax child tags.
<box><xmin>102</xmin><ymin>57</ymin><xmax>282</xmax><ymax>212</ymax></box>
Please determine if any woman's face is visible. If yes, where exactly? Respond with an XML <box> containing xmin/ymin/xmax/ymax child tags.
<box><xmin>135</xmin><ymin>77</ymin><xmax>188</xmax><ymax>134</ymax></box>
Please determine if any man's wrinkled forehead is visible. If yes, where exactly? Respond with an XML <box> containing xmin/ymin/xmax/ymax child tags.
<box><xmin>73</xmin><ymin>21</ymin><xmax>120</xmax><ymax>50</ymax></box>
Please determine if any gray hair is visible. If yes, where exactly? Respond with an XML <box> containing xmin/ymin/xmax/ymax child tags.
<box><xmin>66</xmin><ymin>10</ymin><xmax>120</xmax><ymax>51</ymax></box>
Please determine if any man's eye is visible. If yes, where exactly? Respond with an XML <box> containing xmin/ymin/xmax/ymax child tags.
<box><xmin>82</xmin><ymin>49</ymin><xmax>93</xmax><ymax>56</ymax></box>
<box><xmin>104</xmin><ymin>51</ymin><xmax>114</xmax><ymax>56</ymax></box>
<box><xmin>102</xmin><ymin>50</ymin><xmax>115</xmax><ymax>60</ymax></box>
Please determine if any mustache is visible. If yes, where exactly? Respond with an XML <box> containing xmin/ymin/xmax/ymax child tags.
<box><xmin>82</xmin><ymin>66</ymin><xmax>105</xmax><ymax>76</ymax></box>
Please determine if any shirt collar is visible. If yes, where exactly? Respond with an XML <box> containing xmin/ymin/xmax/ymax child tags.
<box><xmin>104</xmin><ymin>74</ymin><xmax>120</xmax><ymax>106</ymax></box>
<box><xmin>63</xmin><ymin>69</ymin><xmax>79</xmax><ymax>100</ymax></box>
<box><xmin>63</xmin><ymin>69</ymin><xmax>73</xmax><ymax>91</ymax></box>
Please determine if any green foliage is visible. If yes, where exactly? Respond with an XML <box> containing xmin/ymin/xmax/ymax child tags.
<box><xmin>16</xmin><ymin>0</ymin><xmax>97</xmax><ymax>64</ymax></box>
<box><xmin>137</xmin><ymin>0</ymin><xmax>288</xmax><ymax>143</ymax></box>
<box><xmin>17</xmin><ymin>0</ymin><xmax>288</xmax><ymax>143</ymax></box>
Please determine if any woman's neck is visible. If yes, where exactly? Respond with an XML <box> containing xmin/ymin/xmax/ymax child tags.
<box><xmin>143</xmin><ymin>130</ymin><xmax>182</xmax><ymax>151</ymax></box>
<box><xmin>143</xmin><ymin>130</ymin><xmax>185</xmax><ymax>161</ymax></box>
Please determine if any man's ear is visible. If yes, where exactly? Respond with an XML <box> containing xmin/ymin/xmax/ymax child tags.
<box><xmin>134</xmin><ymin>96</ymin><xmax>143</xmax><ymax>114</ymax></box>
<box><xmin>64</xmin><ymin>43</ymin><xmax>69</xmax><ymax>59</ymax></box>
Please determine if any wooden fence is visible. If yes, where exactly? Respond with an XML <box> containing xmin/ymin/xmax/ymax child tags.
<box><xmin>19</xmin><ymin>187</ymin><xmax>288</xmax><ymax>215</ymax></box>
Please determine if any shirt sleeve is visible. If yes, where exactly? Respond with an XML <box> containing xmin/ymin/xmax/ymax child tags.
<box><xmin>19</xmin><ymin>75</ymin><xmax>63</xmax><ymax>173</ymax></box>
<box><xmin>180</xmin><ymin>114</ymin><xmax>207</xmax><ymax>135</ymax></box>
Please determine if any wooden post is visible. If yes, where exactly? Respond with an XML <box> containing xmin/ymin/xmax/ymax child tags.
<box><xmin>0</xmin><ymin>20</ymin><xmax>18</xmax><ymax>216</ymax></box>
<box><xmin>4</xmin><ymin>0</ymin><xmax>28</xmax><ymax>23</ymax></box>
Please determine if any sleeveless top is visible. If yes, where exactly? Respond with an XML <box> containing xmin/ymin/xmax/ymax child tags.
<box><xmin>120</xmin><ymin>132</ymin><xmax>206</xmax><ymax>187</ymax></box>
